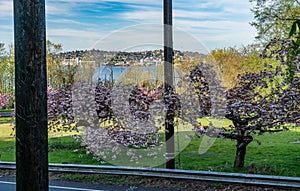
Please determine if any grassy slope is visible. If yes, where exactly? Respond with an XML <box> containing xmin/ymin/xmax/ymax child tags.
<box><xmin>0</xmin><ymin>120</ymin><xmax>299</xmax><ymax>177</ymax></box>
<box><xmin>179</xmin><ymin>129</ymin><xmax>300</xmax><ymax>176</ymax></box>
<box><xmin>0</xmin><ymin>122</ymin><xmax>96</xmax><ymax>164</ymax></box>
<box><xmin>0</xmin><ymin>117</ymin><xmax>14</xmax><ymax>125</ymax></box>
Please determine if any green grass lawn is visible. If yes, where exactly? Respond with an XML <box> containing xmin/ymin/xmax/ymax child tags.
<box><xmin>179</xmin><ymin>130</ymin><xmax>300</xmax><ymax>177</ymax></box>
<box><xmin>0</xmin><ymin>120</ymin><xmax>299</xmax><ymax>177</ymax></box>
<box><xmin>0</xmin><ymin>109</ymin><xmax>14</xmax><ymax>112</ymax></box>
<box><xmin>0</xmin><ymin>117</ymin><xmax>14</xmax><ymax>124</ymax></box>
<box><xmin>0</xmin><ymin>122</ymin><xmax>93</xmax><ymax>164</ymax></box>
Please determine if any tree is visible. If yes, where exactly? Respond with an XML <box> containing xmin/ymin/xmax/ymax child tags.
<box><xmin>192</xmin><ymin>63</ymin><xmax>299</xmax><ymax>168</ymax></box>
<box><xmin>0</xmin><ymin>93</ymin><xmax>10</xmax><ymax>110</ymax></box>
<box><xmin>250</xmin><ymin>0</ymin><xmax>300</xmax><ymax>82</ymax></box>
<box><xmin>287</xmin><ymin>19</ymin><xmax>300</xmax><ymax>80</ymax></box>
<box><xmin>0</xmin><ymin>43</ymin><xmax>6</xmax><ymax>60</ymax></box>
<box><xmin>205</xmin><ymin>46</ymin><xmax>272</xmax><ymax>88</ymax></box>
<box><xmin>0</xmin><ymin>44</ymin><xmax>14</xmax><ymax>105</ymax></box>
<box><xmin>47</xmin><ymin>85</ymin><xmax>75</xmax><ymax>132</ymax></box>
<box><xmin>260</xmin><ymin>20</ymin><xmax>300</xmax><ymax>82</ymax></box>
<box><xmin>46</xmin><ymin>40</ymin><xmax>79</xmax><ymax>88</ymax></box>
<box><xmin>4</xmin><ymin>45</ymin><xmax>15</xmax><ymax>96</ymax></box>
<box><xmin>0</xmin><ymin>43</ymin><xmax>7</xmax><ymax>93</ymax></box>
<box><xmin>46</xmin><ymin>40</ymin><xmax>63</xmax><ymax>88</ymax></box>
<box><xmin>55</xmin><ymin>78</ymin><xmax>165</xmax><ymax>166</ymax></box>
<box><xmin>10</xmin><ymin>84</ymin><xmax>75</xmax><ymax>133</ymax></box>
<box><xmin>250</xmin><ymin>0</ymin><xmax>300</xmax><ymax>42</ymax></box>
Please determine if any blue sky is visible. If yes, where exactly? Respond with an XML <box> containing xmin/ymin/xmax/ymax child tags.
<box><xmin>0</xmin><ymin>0</ymin><xmax>257</xmax><ymax>52</ymax></box>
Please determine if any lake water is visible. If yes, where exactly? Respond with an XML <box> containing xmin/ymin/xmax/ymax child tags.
<box><xmin>95</xmin><ymin>66</ymin><xmax>127</xmax><ymax>81</ymax></box>
<box><xmin>93</xmin><ymin>65</ymin><xmax>163</xmax><ymax>82</ymax></box>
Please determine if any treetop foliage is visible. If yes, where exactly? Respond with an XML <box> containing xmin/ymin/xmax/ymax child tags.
<box><xmin>250</xmin><ymin>0</ymin><xmax>300</xmax><ymax>42</ymax></box>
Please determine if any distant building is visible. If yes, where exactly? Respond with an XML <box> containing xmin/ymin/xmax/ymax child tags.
<box><xmin>61</xmin><ymin>57</ymin><xmax>81</xmax><ymax>66</ymax></box>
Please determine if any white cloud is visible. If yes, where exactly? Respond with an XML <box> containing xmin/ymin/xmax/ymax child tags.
<box><xmin>93</xmin><ymin>24</ymin><xmax>162</xmax><ymax>51</ymax></box>
<box><xmin>0</xmin><ymin>24</ymin><xmax>13</xmax><ymax>31</ymax></box>
<box><xmin>0</xmin><ymin>0</ymin><xmax>257</xmax><ymax>51</ymax></box>
<box><xmin>175</xmin><ymin>20</ymin><xmax>252</xmax><ymax>31</ymax></box>
<box><xmin>47</xmin><ymin>28</ymin><xmax>102</xmax><ymax>38</ymax></box>
<box><xmin>92</xmin><ymin>24</ymin><xmax>209</xmax><ymax>53</ymax></box>
<box><xmin>175</xmin><ymin>20</ymin><xmax>257</xmax><ymax>50</ymax></box>
<box><xmin>47</xmin><ymin>28</ymin><xmax>104</xmax><ymax>51</ymax></box>
<box><xmin>0</xmin><ymin>0</ymin><xmax>13</xmax><ymax>18</ymax></box>
<box><xmin>174</xmin><ymin>10</ymin><xmax>222</xmax><ymax>19</ymax></box>
<box><xmin>117</xmin><ymin>7</ymin><xmax>224</xmax><ymax>24</ymax></box>
<box><xmin>46</xmin><ymin>3</ymin><xmax>75</xmax><ymax>16</ymax></box>
<box><xmin>103</xmin><ymin>0</ymin><xmax>161</xmax><ymax>4</ymax></box>
<box><xmin>191</xmin><ymin>0</ymin><xmax>252</xmax><ymax>9</ymax></box>
<box><xmin>49</xmin><ymin>0</ymin><xmax>161</xmax><ymax>5</ymax></box>
<box><xmin>113</xmin><ymin>0</ymin><xmax>256</xmax><ymax>50</ymax></box>
<box><xmin>0</xmin><ymin>29</ymin><xmax>13</xmax><ymax>46</ymax></box>
<box><xmin>47</xmin><ymin>19</ymin><xmax>98</xmax><ymax>27</ymax></box>
<box><xmin>119</xmin><ymin>10</ymin><xmax>162</xmax><ymax>23</ymax></box>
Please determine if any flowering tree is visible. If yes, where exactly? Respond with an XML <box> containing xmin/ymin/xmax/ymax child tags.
<box><xmin>0</xmin><ymin>93</ymin><xmax>10</xmax><ymax>110</ymax></box>
<box><xmin>261</xmin><ymin>33</ymin><xmax>300</xmax><ymax>83</ymax></box>
<box><xmin>47</xmin><ymin>85</ymin><xmax>75</xmax><ymax>132</ymax></box>
<box><xmin>73</xmin><ymin>79</ymin><xmax>167</xmax><ymax>164</ymax></box>
<box><xmin>94</xmin><ymin>80</ymin><xmax>113</xmax><ymax>120</ymax></box>
<box><xmin>46</xmin><ymin>53</ymin><xmax>299</xmax><ymax>169</ymax></box>
<box><xmin>193</xmin><ymin>63</ymin><xmax>300</xmax><ymax>168</ymax></box>
<box><xmin>93</xmin><ymin>80</ymin><xmax>164</xmax><ymax>148</ymax></box>
<box><xmin>80</xmin><ymin>61</ymin><xmax>222</xmax><ymax>165</ymax></box>
<box><xmin>46</xmin><ymin>77</ymin><xmax>169</xmax><ymax>163</ymax></box>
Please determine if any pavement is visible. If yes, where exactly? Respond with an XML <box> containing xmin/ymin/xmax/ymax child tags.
<box><xmin>0</xmin><ymin>176</ymin><xmax>180</xmax><ymax>191</ymax></box>
<box><xmin>0</xmin><ymin>112</ymin><xmax>13</xmax><ymax>117</ymax></box>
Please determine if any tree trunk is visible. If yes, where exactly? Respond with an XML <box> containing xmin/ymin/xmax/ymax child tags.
<box><xmin>234</xmin><ymin>135</ymin><xmax>253</xmax><ymax>168</ymax></box>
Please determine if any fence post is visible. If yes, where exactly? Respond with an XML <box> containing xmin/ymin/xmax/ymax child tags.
<box><xmin>14</xmin><ymin>0</ymin><xmax>48</xmax><ymax>190</ymax></box>
<box><xmin>164</xmin><ymin>0</ymin><xmax>175</xmax><ymax>169</ymax></box>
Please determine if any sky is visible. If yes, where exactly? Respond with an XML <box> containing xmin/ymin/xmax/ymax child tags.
<box><xmin>0</xmin><ymin>0</ymin><xmax>257</xmax><ymax>52</ymax></box>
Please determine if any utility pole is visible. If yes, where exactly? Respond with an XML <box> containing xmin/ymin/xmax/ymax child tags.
<box><xmin>164</xmin><ymin>0</ymin><xmax>175</xmax><ymax>169</ymax></box>
<box><xmin>14</xmin><ymin>0</ymin><xmax>48</xmax><ymax>190</ymax></box>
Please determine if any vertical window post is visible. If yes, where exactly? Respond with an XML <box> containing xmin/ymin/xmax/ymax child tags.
<box><xmin>164</xmin><ymin>0</ymin><xmax>175</xmax><ymax>169</ymax></box>
<box><xmin>14</xmin><ymin>0</ymin><xmax>48</xmax><ymax>190</ymax></box>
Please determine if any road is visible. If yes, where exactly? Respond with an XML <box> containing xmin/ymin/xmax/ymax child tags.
<box><xmin>0</xmin><ymin>112</ymin><xmax>13</xmax><ymax>117</ymax></box>
<box><xmin>0</xmin><ymin>176</ymin><xmax>179</xmax><ymax>191</ymax></box>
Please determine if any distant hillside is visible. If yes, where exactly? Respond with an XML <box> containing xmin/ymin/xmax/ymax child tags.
<box><xmin>56</xmin><ymin>49</ymin><xmax>206</xmax><ymax>66</ymax></box>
